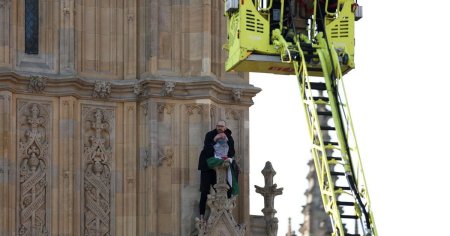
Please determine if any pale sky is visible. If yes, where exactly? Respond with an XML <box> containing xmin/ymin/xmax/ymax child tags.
<box><xmin>249</xmin><ymin>0</ymin><xmax>450</xmax><ymax>235</ymax></box>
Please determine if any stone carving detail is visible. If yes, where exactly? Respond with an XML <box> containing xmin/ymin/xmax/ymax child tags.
<box><xmin>142</xmin><ymin>148</ymin><xmax>151</xmax><ymax>168</ymax></box>
<box><xmin>156</xmin><ymin>103</ymin><xmax>175</xmax><ymax>121</ymax></box>
<box><xmin>160</xmin><ymin>81</ymin><xmax>176</xmax><ymax>96</ymax></box>
<box><xmin>28</xmin><ymin>76</ymin><xmax>48</xmax><ymax>93</ymax></box>
<box><xmin>127</xmin><ymin>14</ymin><xmax>134</xmax><ymax>22</ymax></box>
<box><xmin>140</xmin><ymin>103</ymin><xmax>149</xmax><ymax>116</ymax></box>
<box><xmin>93</xmin><ymin>81</ymin><xmax>112</xmax><ymax>98</ymax></box>
<box><xmin>225</xmin><ymin>109</ymin><xmax>242</xmax><ymax>120</ymax></box>
<box><xmin>133</xmin><ymin>81</ymin><xmax>144</xmax><ymax>97</ymax></box>
<box><xmin>210</xmin><ymin>105</ymin><xmax>217</xmax><ymax>118</ymax></box>
<box><xmin>158</xmin><ymin>146</ymin><xmax>173</xmax><ymax>167</ymax></box>
<box><xmin>254</xmin><ymin>161</ymin><xmax>283</xmax><ymax>236</ymax></box>
<box><xmin>232</xmin><ymin>88</ymin><xmax>242</xmax><ymax>102</ymax></box>
<box><xmin>62</xmin><ymin>7</ymin><xmax>71</xmax><ymax>15</ymax></box>
<box><xmin>186</xmin><ymin>104</ymin><xmax>203</xmax><ymax>115</ymax></box>
<box><xmin>17</xmin><ymin>102</ymin><xmax>50</xmax><ymax>235</ymax></box>
<box><xmin>195</xmin><ymin>162</ymin><xmax>246</xmax><ymax>236</ymax></box>
<box><xmin>0</xmin><ymin>0</ymin><xmax>9</xmax><ymax>9</ymax></box>
<box><xmin>157</xmin><ymin>103</ymin><xmax>174</xmax><ymax>115</ymax></box>
<box><xmin>233</xmin><ymin>154</ymin><xmax>241</xmax><ymax>170</ymax></box>
<box><xmin>82</xmin><ymin>107</ymin><xmax>114</xmax><ymax>236</ymax></box>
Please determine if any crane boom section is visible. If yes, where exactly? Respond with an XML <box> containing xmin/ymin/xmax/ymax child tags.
<box><xmin>223</xmin><ymin>1</ymin><xmax>377</xmax><ymax>235</ymax></box>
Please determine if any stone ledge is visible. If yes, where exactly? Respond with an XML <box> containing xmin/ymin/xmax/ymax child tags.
<box><xmin>0</xmin><ymin>72</ymin><xmax>261</xmax><ymax>105</ymax></box>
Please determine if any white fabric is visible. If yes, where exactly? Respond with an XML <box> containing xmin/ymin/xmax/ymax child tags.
<box><xmin>227</xmin><ymin>158</ymin><xmax>233</xmax><ymax>187</ymax></box>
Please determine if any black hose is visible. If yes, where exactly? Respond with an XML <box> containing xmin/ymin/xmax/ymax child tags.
<box><xmin>318</xmin><ymin>0</ymin><xmax>372</xmax><ymax>232</ymax></box>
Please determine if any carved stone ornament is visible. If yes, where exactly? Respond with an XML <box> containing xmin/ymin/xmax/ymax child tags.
<box><xmin>127</xmin><ymin>14</ymin><xmax>134</xmax><ymax>22</ymax></box>
<box><xmin>233</xmin><ymin>154</ymin><xmax>241</xmax><ymax>169</ymax></box>
<box><xmin>93</xmin><ymin>81</ymin><xmax>112</xmax><ymax>98</ymax></box>
<box><xmin>28</xmin><ymin>76</ymin><xmax>48</xmax><ymax>93</ymax></box>
<box><xmin>142</xmin><ymin>148</ymin><xmax>151</xmax><ymax>168</ymax></box>
<box><xmin>82</xmin><ymin>107</ymin><xmax>113</xmax><ymax>235</ymax></box>
<box><xmin>17</xmin><ymin>102</ymin><xmax>50</xmax><ymax>236</ymax></box>
<box><xmin>156</xmin><ymin>103</ymin><xmax>174</xmax><ymax>122</ymax></box>
<box><xmin>160</xmin><ymin>81</ymin><xmax>176</xmax><ymax>96</ymax></box>
<box><xmin>0</xmin><ymin>0</ymin><xmax>9</xmax><ymax>8</ymax></box>
<box><xmin>133</xmin><ymin>81</ymin><xmax>144</xmax><ymax>97</ymax></box>
<box><xmin>254</xmin><ymin>161</ymin><xmax>283</xmax><ymax>236</ymax></box>
<box><xmin>232</xmin><ymin>88</ymin><xmax>242</xmax><ymax>102</ymax></box>
<box><xmin>139</xmin><ymin>103</ymin><xmax>148</xmax><ymax>117</ymax></box>
<box><xmin>157</xmin><ymin>103</ymin><xmax>174</xmax><ymax>115</ymax></box>
<box><xmin>62</xmin><ymin>7</ymin><xmax>71</xmax><ymax>15</ymax></box>
<box><xmin>210</xmin><ymin>105</ymin><xmax>217</xmax><ymax>118</ymax></box>
<box><xmin>186</xmin><ymin>104</ymin><xmax>203</xmax><ymax>116</ymax></box>
<box><xmin>158</xmin><ymin>146</ymin><xmax>173</xmax><ymax>167</ymax></box>
<box><xmin>225</xmin><ymin>108</ymin><xmax>242</xmax><ymax>120</ymax></box>
<box><xmin>195</xmin><ymin>162</ymin><xmax>246</xmax><ymax>236</ymax></box>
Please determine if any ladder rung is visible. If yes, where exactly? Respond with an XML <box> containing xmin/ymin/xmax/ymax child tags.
<box><xmin>317</xmin><ymin>111</ymin><xmax>332</xmax><ymax>116</ymax></box>
<box><xmin>337</xmin><ymin>201</ymin><xmax>355</xmax><ymax>206</ymax></box>
<box><xmin>334</xmin><ymin>186</ymin><xmax>351</xmax><ymax>191</ymax></box>
<box><xmin>313</xmin><ymin>96</ymin><xmax>329</xmax><ymax>102</ymax></box>
<box><xmin>341</xmin><ymin>215</ymin><xmax>359</xmax><ymax>219</ymax></box>
<box><xmin>324</xmin><ymin>141</ymin><xmax>339</xmax><ymax>146</ymax></box>
<box><xmin>320</xmin><ymin>126</ymin><xmax>335</xmax><ymax>131</ymax></box>
<box><xmin>331</xmin><ymin>171</ymin><xmax>345</xmax><ymax>176</ymax></box>
<box><xmin>307</xmin><ymin>82</ymin><xmax>327</xmax><ymax>91</ymax></box>
<box><xmin>327</xmin><ymin>156</ymin><xmax>342</xmax><ymax>161</ymax></box>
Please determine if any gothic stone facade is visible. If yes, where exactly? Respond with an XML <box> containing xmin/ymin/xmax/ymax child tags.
<box><xmin>0</xmin><ymin>1</ymin><xmax>260</xmax><ymax>235</ymax></box>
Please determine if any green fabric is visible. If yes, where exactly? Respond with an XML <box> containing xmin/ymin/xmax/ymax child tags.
<box><xmin>206</xmin><ymin>157</ymin><xmax>239</xmax><ymax>196</ymax></box>
<box><xmin>207</xmin><ymin>157</ymin><xmax>224</xmax><ymax>168</ymax></box>
<box><xmin>231</xmin><ymin>170</ymin><xmax>239</xmax><ymax>195</ymax></box>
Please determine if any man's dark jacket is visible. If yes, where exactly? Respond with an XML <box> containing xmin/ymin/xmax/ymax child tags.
<box><xmin>198</xmin><ymin>129</ymin><xmax>235</xmax><ymax>171</ymax></box>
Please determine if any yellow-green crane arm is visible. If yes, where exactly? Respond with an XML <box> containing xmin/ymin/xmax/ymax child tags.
<box><xmin>223</xmin><ymin>0</ymin><xmax>376</xmax><ymax>235</ymax></box>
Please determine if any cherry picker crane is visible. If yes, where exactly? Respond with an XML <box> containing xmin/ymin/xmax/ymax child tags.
<box><xmin>223</xmin><ymin>0</ymin><xmax>376</xmax><ymax>235</ymax></box>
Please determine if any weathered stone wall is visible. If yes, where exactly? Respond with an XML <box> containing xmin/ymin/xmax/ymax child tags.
<box><xmin>0</xmin><ymin>0</ymin><xmax>247</xmax><ymax>83</ymax></box>
<box><xmin>0</xmin><ymin>75</ymin><xmax>258</xmax><ymax>235</ymax></box>
<box><xmin>0</xmin><ymin>0</ymin><xmax>259</xmax><ymax>235</ymax></box>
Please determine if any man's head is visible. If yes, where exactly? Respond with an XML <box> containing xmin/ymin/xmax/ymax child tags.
<box><xmin>216</xmin><ymin>120</ymin><xmax>227</xmax><ymax>133</ymax></box>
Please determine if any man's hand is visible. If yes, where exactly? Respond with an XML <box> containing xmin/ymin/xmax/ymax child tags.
<box><xmin>214</xmin><ymin>133</ymin><xmax>227</xmax><ymax>141</ymax></box>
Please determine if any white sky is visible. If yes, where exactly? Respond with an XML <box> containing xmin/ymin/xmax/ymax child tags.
<box><xmin>249</xmin><ymin>0</ymin><xmax>450</xmax><ymax>235</ymax></box>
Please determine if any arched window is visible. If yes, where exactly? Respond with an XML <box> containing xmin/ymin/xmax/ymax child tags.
<box><xmin>25</xmin><ymin>0</ymin><xmax>39</xmax><ymax>54</ymax></box>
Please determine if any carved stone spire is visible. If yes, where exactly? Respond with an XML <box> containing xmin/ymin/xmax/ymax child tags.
<box><xmin>255</xmin><ymin>161</ymin><xmax>283</xmax><ymax>236</ymax></box>
<box><xmin>286</xmin><ymin>217</ymin><xmax>298</xmax><ymax>236</ymax></box>
<box><xmin>195</xmin><ymin>161</ymin><xmax>246</xmax><ymax>236</ymax></box>
<box><xmin>287</xmin><ymin>217</ymin><xmax>292</xmax><ymax>236</ymax></box>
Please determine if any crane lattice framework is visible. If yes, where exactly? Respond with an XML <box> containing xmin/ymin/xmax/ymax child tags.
<box><xmin>223</xmin><ymin>0</ymin><xmax>376</xmax><ymax>235</ymax></box>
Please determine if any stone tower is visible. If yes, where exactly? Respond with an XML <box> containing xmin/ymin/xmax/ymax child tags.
<box><xmin>299</xmin><ymin>159</ymin><xmax>332</xmax><ymax>236</ymax></box>
<box><xmin>0</xmin><ymin>1</ymin><xmax>259</xmax><ymax>235</ymax></box>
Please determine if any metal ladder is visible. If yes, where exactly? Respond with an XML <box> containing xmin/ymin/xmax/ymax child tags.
<box><xmin>274</xmin><ymin>30</ymin><xmax>378</xmax><ymax>235</ymax></box>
